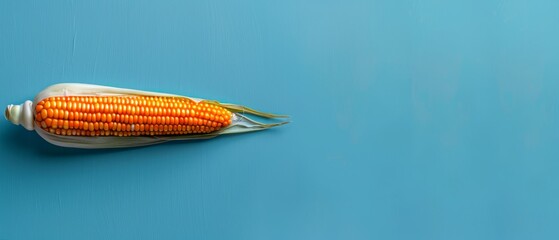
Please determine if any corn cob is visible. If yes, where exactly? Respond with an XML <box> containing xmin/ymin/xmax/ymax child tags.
<box><xmin>34</xmin><ymin>96</ymin><xmax>232</xmax><ymax>137</ymax></box>
<box><xmin>5</xmin><ymin>83</ymin><xmax>288</xmax><ymax>148</ymax></box>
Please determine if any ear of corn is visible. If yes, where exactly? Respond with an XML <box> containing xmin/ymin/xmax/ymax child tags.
<box><xmin>6</xmin><ymin>83</ymin><xmax>288</xmax><ymax>148</ymax></box>
<box><xmin>34</xmin><ymin>96</ymin><xmax>232</xmax><ymax>137</ymax></box>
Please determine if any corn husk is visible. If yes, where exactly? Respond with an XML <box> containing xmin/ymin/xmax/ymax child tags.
<box><xmin>6</xmin><ymin>83</ymin><xmax>288</xmax><ymax>148</ymax></box>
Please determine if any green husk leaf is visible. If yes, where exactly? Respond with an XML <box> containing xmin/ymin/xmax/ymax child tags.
<box><xmin>202</xmin><ymin>100</ymin><xmax>289</xmax><ymax>119</ymax></box>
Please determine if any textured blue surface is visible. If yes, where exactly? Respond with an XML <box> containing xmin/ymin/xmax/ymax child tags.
<box><xmin>2</xmin><ymin>0</ymin><xmax>559</xmax><ymax>239</ymax></box>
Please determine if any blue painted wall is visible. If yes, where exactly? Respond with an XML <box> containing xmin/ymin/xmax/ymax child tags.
<box><xmin>1</xmin><ymin>0</ymin><xmax>559</xmax><ymax>239</ymax></box>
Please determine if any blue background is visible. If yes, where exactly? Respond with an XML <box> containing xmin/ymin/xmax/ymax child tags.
<box><xmin>1</xmin><ymin>0</ymin><xmax>559</xmax><ymax>239</ymax></box>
